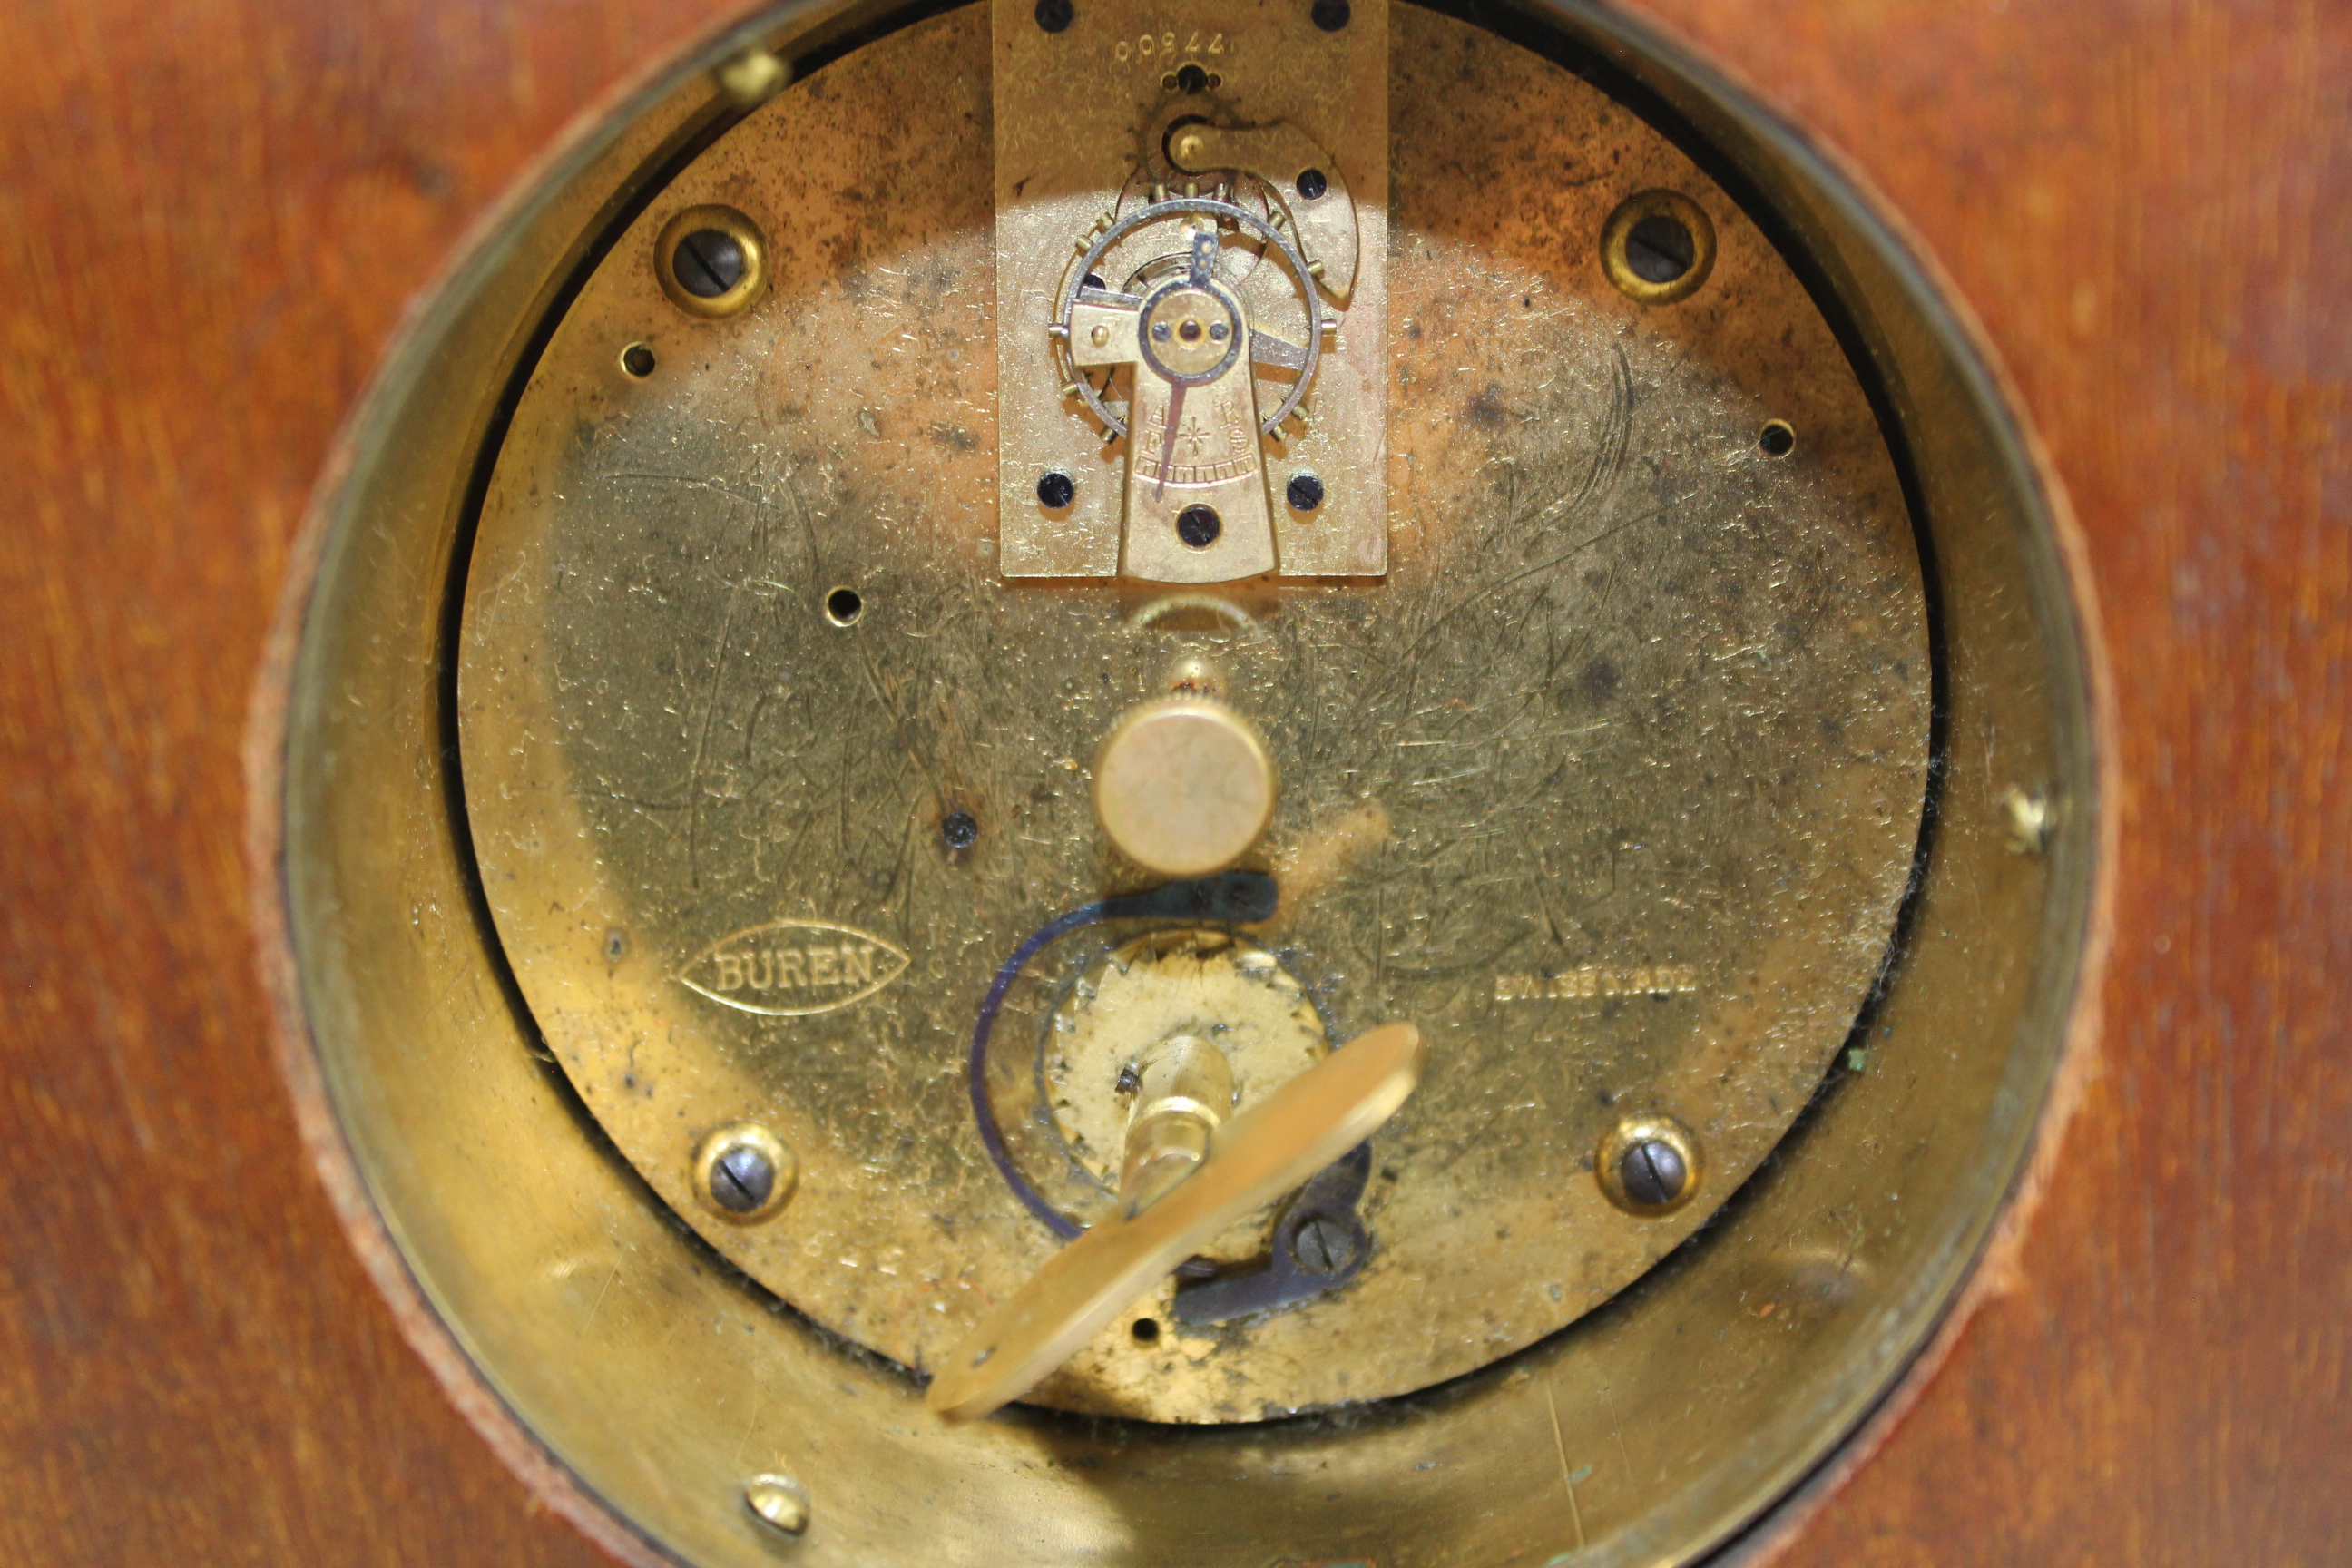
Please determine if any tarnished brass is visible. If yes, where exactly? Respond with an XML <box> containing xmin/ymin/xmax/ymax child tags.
<box><xmin>1044</xmin><ymin>927</ymin><xmax>1328</xmax><ymax>1259</ymax></box>
<box><xmin>455</xmin><ymin>1</ymin><xmax>1932</xmax><ymax>1425</ymax></box>
<box><xmin>929</xmin><ymin>1021</ymin><xmax>1426</xmax><ymax>1423</ymax></box>
<box><xmin>1091</xmin><ymin>694</ymin><xmax>1278</xmax><ymax>875</ymax></box>
<box><xmin>273</xmin><ymin>0</ymin><xmax>2099</xmax><ymax>1563</ymax></box>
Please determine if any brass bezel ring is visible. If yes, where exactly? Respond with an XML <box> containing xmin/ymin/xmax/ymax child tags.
<box><xmin>1601</xmin><ymin>189</ymin><xmax>1719</xmax><ymax>306</ymax></box>
<box><xmin>653</xmin><ymin>204</ymin><xmax>769</xmax><ymax>319</ymax></box>
<box><xmin>1596</xmin><ymin>1114</ymin><xmax>1704</xmax><ymax>1217</ymax></box>
<box><xmin>691</xmin><ymin>1122</ymin><xmax>798</xmax><ymax>1224</ymax></box>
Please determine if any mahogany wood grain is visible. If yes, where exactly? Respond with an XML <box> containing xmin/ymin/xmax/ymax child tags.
<box><xmin>0</xmin><ymin>3</ymin><xmax>726</xmax><ymax>1563</ymax></box>
<box><xmin>0</xmin><ymin>0</ymin><xmax>2341</xmax><ymax>1564</ymax></box>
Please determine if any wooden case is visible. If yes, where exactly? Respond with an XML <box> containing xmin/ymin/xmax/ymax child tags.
<box><xmin>0</xmin><ymin>0</ymin><xmax>2343</xmax><ymax>1563</ymax></box>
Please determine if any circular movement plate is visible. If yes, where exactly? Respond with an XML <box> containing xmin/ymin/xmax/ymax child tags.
<box><xmin>457</xmin><ymin>8</ymin><xmax>1927</xmax><ymax>1422</ymax></box>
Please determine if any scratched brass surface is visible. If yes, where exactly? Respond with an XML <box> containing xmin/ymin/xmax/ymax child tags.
<box><xmin>457</xmin><ymin>3</ymin><xmax>1928</xmax><ymax>1423</ymax></box>
<box><xmin>283</xmin><ymin>0</ymin><xmax>2093</xmax><ymax>1561</ymax></box>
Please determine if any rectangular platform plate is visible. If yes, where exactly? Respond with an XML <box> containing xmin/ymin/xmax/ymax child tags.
<box><xmin>993</xmin><ymin>0</ymin><xmax>1388</xmax><ymax>577</ymax></box>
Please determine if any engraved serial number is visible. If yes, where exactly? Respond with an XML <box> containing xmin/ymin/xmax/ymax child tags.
<box><xmin>1113</xmin><ymin>27</ymin><xmax>1225</xmax><ymax>64</ymax></box>
<box><xmin>1494</xmin><ymin>964</ymin><xmax>1700</xmax><ymax>1002</ymax></box>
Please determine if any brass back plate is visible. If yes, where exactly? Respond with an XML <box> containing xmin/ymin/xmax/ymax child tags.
<box><xmin>457</xmin><ymin>5</ymin><xmax>1926</xmax><ymax>1423</ymax></box>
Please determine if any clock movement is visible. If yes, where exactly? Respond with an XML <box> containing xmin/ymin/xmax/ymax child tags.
<box><xmin>269</xmin><ymin>1</ymin><xmax>2095</xmax><ymax>1562</ymax></box>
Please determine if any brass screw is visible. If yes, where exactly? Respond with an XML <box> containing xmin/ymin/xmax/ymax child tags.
<box><xmin>744</xmin><ymin>1474</ymin><xmax>809</xmax><ymax>1536</ymax></box>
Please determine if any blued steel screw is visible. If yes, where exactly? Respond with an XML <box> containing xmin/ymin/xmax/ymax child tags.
<box><xmin>942</xmin><ymin>809</ymin><xmax>980</xmax><ymax>849</ymax></box>
<box><xmin>1311</xmin><ymin>0</ymin><xmax>1351</xmax><ymax>32</ymax></box>
<box><xmin>1619</xmin><ymin>1137</ymin><xmax>1689</xmax><ymax>1207</ymax></box>
<box><xmin>710</xmin><ymin>1142</ymin><xmax>776</xmax><ymax>1213</ymax></box>
<box><xmin>1623</xmin><ymin>213</ymin><xmax>1696</xmax><ymax>284</ymax></box>
<box><xmin>1290</xmin><ymin>1214</ymin><xmax>1358</xmax><ymax>1276</ymax></box>
<box><xmin>672</xmin><ymin>229</ymin><xmax>747</xmax><ymax>298</ymax></box>
<box><xmin>1034</xmin><ymin>0</ymin><xmax>1074</xmax><ymax>33</ymax></box>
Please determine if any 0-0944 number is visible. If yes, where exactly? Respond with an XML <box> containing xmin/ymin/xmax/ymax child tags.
<box><xmin>1113</xmin><ymin>29</ymin><xmax>1225</xmax><ymax>63</ymax></box>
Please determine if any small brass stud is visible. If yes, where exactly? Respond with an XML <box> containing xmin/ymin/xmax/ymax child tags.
<box><xmin>743</xmin><ymin>1474</ymin><xmax>809</xmax><ymax>1537</ymax></box>
<box><xmin>1999</xmin><ymin>785</ymin><xmax>2053</xmax><ymax>855</ymax></box>
<box><xmin>715</xmin><ymin>47</ymin><xmax>789</xmax><ymax>107</ymax></box>
<box><xmin>1159</xmin><ymin>653</ymin><xmax>1226</xmax><ymax>699</ymax></box>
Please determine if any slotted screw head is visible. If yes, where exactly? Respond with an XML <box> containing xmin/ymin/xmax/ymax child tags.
<box><xmin>671</xmin><ymin>229</ymin><xmax>747</xmax><ymax>298</ymax></box>
<box><xmin>1618</xmin><ymin>1138</ymin><xmax>1688</xmax><ymax>1207</ymax></box>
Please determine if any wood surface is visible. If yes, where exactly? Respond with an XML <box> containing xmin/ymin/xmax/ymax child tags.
<box><xmin>0</xmin><ymin>0</ymin><xmax>2342</xmax><ymax>1564</ymax></box>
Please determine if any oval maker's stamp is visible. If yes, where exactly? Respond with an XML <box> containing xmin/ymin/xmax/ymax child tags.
<box><xmin>679</xmin><ymin>921</ymin><xmax>910</xmax><ymax>1017</ymax></box>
